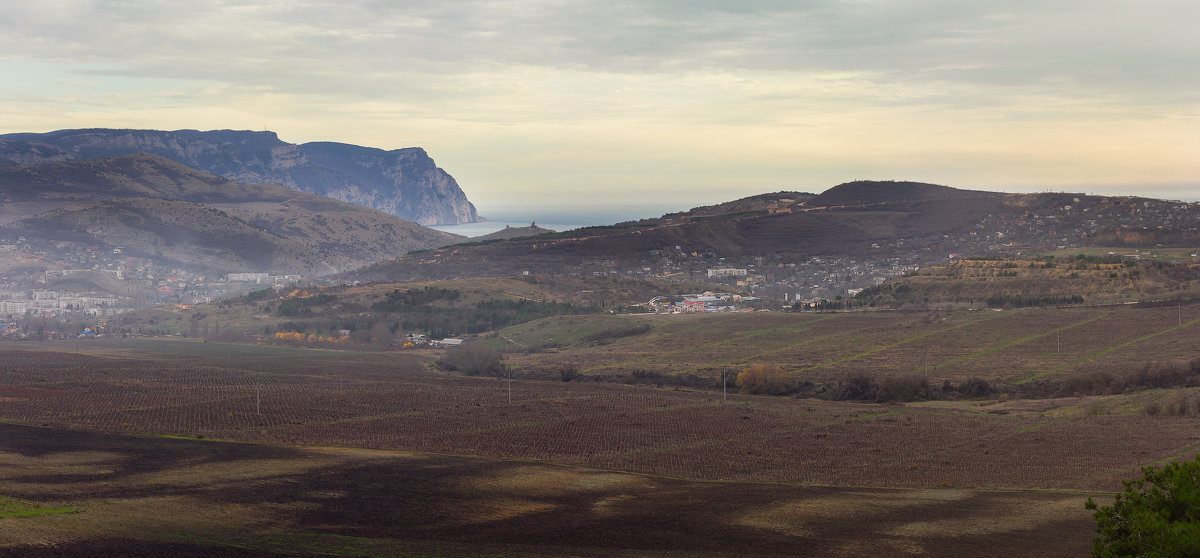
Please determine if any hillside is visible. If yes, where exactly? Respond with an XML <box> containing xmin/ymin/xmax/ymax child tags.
<box><xmin>111</xmin><ymin>274</ymin><xmax>738</xmax><ymax>341</ymax></box>
<box><xmin>0</xmin><ymin>128</ymin><xmax>479</xmax><ymax>225</ymax></box>
<box><xmin>806</xmin><ymin>180</ymin><xmax>987</xmax><ymax>207</ymax></box>
<box><xmin>656</xmin><ymin>190</ymin><xmax>817</xmax><ymax>220</ymax></box>
<box><xmin>355</xmin><ymin>182</ymin><xmax>1200</xmax><ymax>303</ymax></box>
<box><xmin>855</xmin><ymin>255</ymin><xmax>1200</xmax><ymax>309</ymax></box>
<box><xmin>12</xmin><ymin>199</ymin><xmax>323</xmax><ymax>272</ymax></box>
<box><xmin>470</xmin><ymin>223</ymin><xmax>558</xmax><ymax>241</ymax></box>
<box><xmin>0</xmin><ymin>154</ymin><xmax>461</xmax><ymax>277</ymax></box>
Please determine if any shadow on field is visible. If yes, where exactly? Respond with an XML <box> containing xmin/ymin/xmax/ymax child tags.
<box><xmin>0</xmin><ymin>423</ymin><xmax>1097</xmax><ymax>557</ymax></box>
<box><xmin>7</xmin><ymin>539</ymin><xmax>295</xmax><ymax>558</ymax></box>
<box><xmin>0</xmin><ymin>423</ymin><xmax>307</xmax><ymax>499</ymax></box>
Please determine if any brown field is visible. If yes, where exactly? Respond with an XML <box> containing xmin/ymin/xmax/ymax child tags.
<box><xmin>2</xmin><ymin>301</ymin><xmax>1199</xmax><ymax>556</ymax></box>
<box><xmin>503</xmin><ymin>303</ymin><xmax>1200</xmax><ymax>387</ymax></box>
<box><xmin>0</xmin><ymin>422</ymin><xmax>1094</xmax><ymax>557</ymax></box>
<box><xmin>1</xmin><ymin>337</ymin><xmax>1197</xmax><ymax>492</ymax></box>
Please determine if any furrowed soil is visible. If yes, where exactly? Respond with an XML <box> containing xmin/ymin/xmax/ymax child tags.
<box><xmin>4</xmin><ymin>301</ymin><xmax>1198</xmax><ymax>557</ymax></box>
<box><xmin>503</xmin><ymin>303</ymin><xmax>1200</xmax><ymax>386</ymax></box>
<box><xmin>0</xmin><ymin>423</ymin><xmax>1094</xmax><ymax>557</ymax></box>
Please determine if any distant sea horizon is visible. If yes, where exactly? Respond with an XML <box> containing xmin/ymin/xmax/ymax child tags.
<box><xmin>431</xmin><ymin>207</ymin><xmax>672</xmax><ymax>238</ymax></box>
<box><xmin>430</xmin><ymin>219</ymin><xmax>593</xmax><ymax>238</ymax></box>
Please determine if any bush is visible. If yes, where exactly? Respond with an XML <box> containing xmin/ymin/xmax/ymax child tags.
<box><xmin>582</xmin><ymin>323</ymin><xmax>651</xmax><ymax>345</ymax></box>
<box><xmin>958</xmin><ymin>377</ymin><xmax>993</xmax><ymax>398</ymax></box>
<box><xmin>875</xmin><ymin>374</ymin><xmax>932</xmax><ymax>403</ymax></box>
<box><xmin>1085</xmin><ymin>455</ymin><xmax>1200</xmax><ymax>557</ymax></box>
<box><xmin>245</xmin><ymin>287</ymin><xmax>275</xmax><ymax>301</ymax></box>
<box><xmin>735</xmin><ymin>365</ymin><xmax>792</xmax><ymax>395</ymax></box>
<box><xmin>826</xmin><ymin>371</ymin><xmax>877</xmax><ymax>401</ymax></box>
<box><xmin>437</xmin><ymin>343</ymin><xmax>505</xmax><ymax>376</ymax></box>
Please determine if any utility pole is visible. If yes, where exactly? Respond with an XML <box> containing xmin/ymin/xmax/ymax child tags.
<box><xmin>722</xmin><ymin>368</ymin><xmax>727</xmax><ymax>402</ymax></box>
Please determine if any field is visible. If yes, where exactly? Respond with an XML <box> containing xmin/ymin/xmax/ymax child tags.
<box><xmin>3</xmin><ymin>302</ymin><xmax>1200</xmax><ymax>555</ymax></box>
<box><xmin>0</xmin><ymin>423</ymin><xmax>1093</xmax><ymax>557</ymax></box>
<box><xmin>502</xmin><ymin>303</ymin><xmax>1200</xmax><ymax>388</ymax></box>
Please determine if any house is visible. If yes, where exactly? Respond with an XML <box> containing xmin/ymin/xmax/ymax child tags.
<box><xmin>707</xmin><ymin>268</ymin><xmax>748</xmax><ymax>278</ymax></box>
<box><xmin>435</xmin><ymin>338</ymin><xmax>464</xmax><ymax>348</ymax></box>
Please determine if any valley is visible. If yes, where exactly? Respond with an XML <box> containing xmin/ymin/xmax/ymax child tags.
<box><xmin>2</xmin><ymin>160</ymin><xmax>1199</xmax><ymax>556</ymax></box>
<box><xmin>3</xmin><ymin>292</ymin><xmax>1199</xmax><ymax>555</ymax></box>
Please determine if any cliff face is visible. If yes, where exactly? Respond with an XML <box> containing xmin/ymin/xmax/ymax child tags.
<box><xmin>0</xmin><ymin>129</ymin><xmax>478</xmax><ymax>225</ymax></box>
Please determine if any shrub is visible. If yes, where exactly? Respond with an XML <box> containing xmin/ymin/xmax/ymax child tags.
<box><xmin>1086</xmin><ymin>455</ymin><xmax>1200</xmax><ymax>557</ymax></box>
<box><xmin>826</xmin><ymin>371</ymin><xmax>877</xmax><ymax>401</ymax></box>
<box><xmin>735</xmin><ymin>365</ymin><xmax>792</xmax><ymax>395</ymax></box>
<box><xmin>582</xmin><ymin>323</ymin><xmax>651</xmax><ymax>345</ymax></box>
<box><xmin>437</xmin><ymin>343</ymin><xmax>505</xmax><ymax>376</ymax></box>
<box><xmin>958</xmin><ymin>377</ymin><xmax>993</xmax><ymax>398</ymax></box>
<box><xmin>875</xmin><ymin>374</ymin><xmax>932</xmax><ymax>403</ymax></box>
<box><xmin>245</xmin><ymin>287</ymin><xmax>275</xmax><ymax>301</ymax></box>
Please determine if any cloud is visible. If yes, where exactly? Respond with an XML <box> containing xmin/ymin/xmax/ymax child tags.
<box><xmin>2</xmin><ymin>1</ymin><xmax>1197</xmax><ymax>211</ymax></box>
<box><xmin>7</xmin><ymin>1</ymin><xmax>1197</xmax><ymax>94</ymax></box>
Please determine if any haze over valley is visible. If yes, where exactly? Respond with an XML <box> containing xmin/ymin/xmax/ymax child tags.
<box><xmin>3</xmin><ymin>1</ymin><xmax>1200</xmax><ymax>556</ymax></box>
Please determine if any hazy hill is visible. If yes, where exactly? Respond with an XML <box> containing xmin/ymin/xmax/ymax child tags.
<box><xmin>856</xmin><ymin>256</ymin><xmax>1200</xmax><ymax>309</ymax></box>
<box><xmin>806</xmin><ymin>180</ymin><xmax>987</xmax><ymax>207</ymax></box>
<box><xmin>356</xmin><ymin>181</ymin><xmax>1199</xmax><ymax>283</ymax></box>
<box><xmin>0</xmin><ymin>154</ymin><xmax>461</xmax><ymax>275</ymax></box>
<box><xmin>0</xmin><ymin>128</ymin><xmax>478</xmax><ymax>225</ymax></box>
<box><xmin>470</xmin><ymin>223</ymin><xmax>558</xmax><ymax>241</ymax></box>
<box><xmin>115</xmin><ymin>274</ymin><xmax>736</xmax><ymax>340</ymax></box>
<box><xmin>656</xmin><ymin>191</ymin><xmax>817</xmax><ymax>220</ymax></box>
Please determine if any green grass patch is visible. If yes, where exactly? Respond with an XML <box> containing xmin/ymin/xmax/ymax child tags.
<box><xmin>930</xmin><ymin>312</ymin><xmax>1110</xmax><ymax>371</ymax></box>
<box><xmin>0</xmin><ymin>496</ymin><xmax>76</xmax><ymax>518</ymax></box>
<box><xmin>166</xmin><ymin>530</ymin><xmax>457</xmax><ymax>557</ymax></box>
<box><xmin>796</xmin><ymin>312</ymin><xmax>1000</xmax><ymax>372</ymax></box>
<box><xmin>1019</xmin><ymin>316</ymin><xmax>1200</xmax><ymax>383</ymax></box>
<box><xmin>843</xmin><ymin>408</ymin><xmax>911</xmax><ymax>422</ymax></box>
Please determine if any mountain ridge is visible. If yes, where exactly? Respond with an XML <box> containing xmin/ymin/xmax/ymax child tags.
<box><xmin>0</xmin><ymin>128</ymin><xmax>478</xmax><ymax>225</ymax></box>
<box><xmin>0</xmin><ymin>154</ymin><xmax>462</xmax><ymax>277</ymax></box>
<box><xmin>356</xmin><ymin>181</ymin><xmax>1200</xmax><ymax>301</ymax></box>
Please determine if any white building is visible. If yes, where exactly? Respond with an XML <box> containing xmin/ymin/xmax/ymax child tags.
<box><xmin>707</xmin><ymin>268</ymin><xmax>748</xmax><ymax>278</ymax></box>
<box><xmin>227</xmin><ymin>272</ymin><xmax>269</xmax><ymax>282</ymax></box>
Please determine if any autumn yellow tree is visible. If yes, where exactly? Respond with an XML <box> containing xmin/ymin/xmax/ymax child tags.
<box><xmin>736</xmin><ymin>365</ymin><xmax>792</xmax><ymax>395</ymax></box>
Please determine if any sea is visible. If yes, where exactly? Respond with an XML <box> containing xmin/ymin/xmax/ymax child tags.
<box><xmin>430</xmin><ymin>208</ymin><xmax>669</xmax><ymax>238</ymax></box>
<box><xmin>429</xmin><ymin>219</ymin><xmax>589</xmax><ymax>238</ymax></box>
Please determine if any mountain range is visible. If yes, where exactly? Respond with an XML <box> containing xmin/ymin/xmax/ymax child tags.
<box><xmin>0</xmin><ymin>154</ymin><xmax>460</xmax><ymax>278</ymax></box>
<box><xmin>0</xmin><ymin>128</ymin><xmax>478</xmax><ymax>225</ymax></box>
<box><xmin>2</xmin><ymin>149</ymin><xmax>1197</xmax><ymax>305</ymax></box>
<box><xmin>358</xmin><ymin>181</ymin><xmax>1200</xmax><ymax>291</ymax></box>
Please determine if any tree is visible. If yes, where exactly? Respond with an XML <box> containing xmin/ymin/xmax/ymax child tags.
<box><xmin>1085</xmin><ymin>455</ymin><xmax>1200</xmax><ymax>557</ymax></box>
<box><xmin>437</xmin><ymin>343</ymin><xmax>504</xmax><ymax>376</ymax></box>
<box><xmin>368</xmin><ymin>321</ymin><xmax>394</xmax><ymax>347</ymax></box>
<box><xmin>736</xmin><ymin>365</ymin><xmax>791</xmax><ymax>395</ymax></box>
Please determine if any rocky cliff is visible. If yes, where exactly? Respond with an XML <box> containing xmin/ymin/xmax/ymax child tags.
<box><xmin>0</xmin><ymin>128</ymin><xmax>478</xmax><ymax>225</ymax></box>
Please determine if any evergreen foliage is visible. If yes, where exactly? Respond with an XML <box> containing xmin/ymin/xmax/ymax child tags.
<box><xmin>985</xmin><ymin>293</ymin><xmax>1083</xmax><ymax>308</ymax></box>
<box><xmin>1085</xmin><ymin>455</ymin><xmax>1200</xmax><ymax>557</ymax></box>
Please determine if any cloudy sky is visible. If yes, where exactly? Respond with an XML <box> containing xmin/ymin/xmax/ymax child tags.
<box><xmin>2</xmin><ymin>1</ymin><xmax>1197</xmax><ymax>220</ymax></box>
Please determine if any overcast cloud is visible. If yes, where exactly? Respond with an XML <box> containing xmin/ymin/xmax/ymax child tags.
<box><xmin>2</xmin><ymin>1</ymin><xmax>1197</xmax><ymax>216</ymax></box>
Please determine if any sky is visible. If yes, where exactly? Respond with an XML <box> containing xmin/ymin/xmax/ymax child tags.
<box><xmin>2</xmin><ymin>1</ymin><xmax>1198</xmax><ymax>221</ymax></box>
